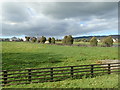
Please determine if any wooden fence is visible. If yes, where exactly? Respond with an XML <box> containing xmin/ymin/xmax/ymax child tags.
<box><xmin>0</xmin><ymin>63</ymin><xmax>120</xmax><ymax>86</ymax></box>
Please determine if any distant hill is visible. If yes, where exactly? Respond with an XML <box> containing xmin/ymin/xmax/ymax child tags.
<box><xmin>73</xmin><ymin>35</ymin><xmax>119</xmax><ymax>40</ymax></box>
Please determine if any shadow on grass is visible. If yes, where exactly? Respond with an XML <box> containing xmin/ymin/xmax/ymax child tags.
<box><xmin>2</xmin><ymin>52</ymin><xmax>65</xmax><ymax>70</ymax></box>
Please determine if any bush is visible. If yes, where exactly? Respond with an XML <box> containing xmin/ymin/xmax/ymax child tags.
<box><xmin>66</xmin><ymin>35</ymin><xmax>73</xmax><ymax>45</ymax></box>
<box><xmin>51</xmin><ymin>37</ymin><xmax>55</xmax><ymax>44</ymax></box>
<box><xmin>62</xmin><ymin>35</ymin><xmax>73</xmax><ymax>45</ymax></box>
<box><xmin>62</xmin><ymin>36</ymin><xmax>67</xmax><ymax>44</ymax></box>
<box><xmin>90</xmin><ymin>37</ymin><xmax>98</xmax><ymax>46</ymax></box>
<box><xmin>48</xmin><ymin>37</ymin><xmax>51</xmax><ymax>43</ymax></box>
<box><xmin>56</xmin><ymin>39</ymin><xmax>62</xmax><ymax>41</ymax></box>
<box><xmin>25</xmin><ymin>36</ymin><xmax>30</xmax><ymax>41</ymax></box>
<box><xmin>102</xmin><ymin>36</ymin><xmax>113</xmax><ymax>47</ymax></box>
<box><xmin>81</xmin><ymin>38</ymin><xmax>88</xmax><ymax>42</ymax></box>
<box><xmin>31</xmin><ymin>37</ymin><xmax>37</xmax><ymax>43</ymax></box>
<box><xmin>40</xmin><ymin>36</ymin><xmax>46</xmax><ymax>44</ymax></box>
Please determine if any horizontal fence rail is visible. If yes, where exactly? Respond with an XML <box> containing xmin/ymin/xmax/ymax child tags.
<box><xmin>0</xmin><ymin>63</ymin><xmax>120</xmax><ymax>86</ymax></box>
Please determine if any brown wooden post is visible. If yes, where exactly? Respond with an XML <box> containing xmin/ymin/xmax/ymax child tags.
<box><xmin>91</xmin><ymin>65</ymin><xmax>94</xmax><ymax>78</ymax></box>
<box><xmin>108</xmin><ymin>64</ymin><xmax>111</xmax><ymax>74</ymax></box>
<box><xmin>28</xmin><ymin>69</ymin><xmax>32</xmax><ymax>83</ymax></box>
<box><xmin>71</xmin><ymin>66</ymin><xmax>74</xmax><ymax>78</ymax></box>
<box><xmin>3</xmin><ymin>70</ymin><xmax>7</xmax><ymax>85</ymax></box>
<box><xmin>50</xmin><ymin>68</ymin><xmax>53</xmax><ymax>81</ymax></box>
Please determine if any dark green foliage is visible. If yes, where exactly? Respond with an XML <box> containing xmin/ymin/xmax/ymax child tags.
<box><xmin>103</xmin><ymin>36</ymin><xmax>113</xmax><ymax>47</ymax></box>
<box><xmin>31</xmin><ymin>37</ymin><xmax>37</xmax><ymax>43</ymax></box>
<box><xmin>56</xmin><ymin>39</ymin><xmax>62</xmax><ymax>41</ymax></box>
<box><xmin>90</xmin><ymin>37</ymin><xmax>98</xmax><ymax>46</ymax></box>
<box><xmin>66</xmin><ymin>35</ymin><xmax>73</xmax><ymax>45</ymax></box>
<box><xmin>62</xmin><ymin>36</ymin><xmax>67</xmax><ymax>44</ymax></box>
<box><xmin>51</xmin><ymin>37</ymin><xmax>55</xmax><ymax>44</ymax></box>
<box><xmin>20</xmin><ymin>39</ymin><xmax>23</xmax><ymax>41</ymax></box>
<box><xmin>81</xmin><ymin>38</ymin><xmax>88</xmax><ymax>42</ymax></box>
<box><xmin>37</xmin><ymin>40</ymin><xmax>40</xmax><ymax>43</ymax></box>
<box><xmin>62</xmin><ymin>35</ymin><xmax>73</xmax><ymax>45</ymax></box>
<box><xmin>40</xmin><ymin>36</ymin><xmax>46</xmax><ymax>44</ymax></box>
<box><xmin>87</xmin><ymin>39</ymin><xmax>90</xmax><ymax>42</ymax></box>
<box><xmin>48</xmin><ymin>37</ymin><xmax>51</xmax><ymax>43</ymax></box>
<box><xmin>25</xmin><ymin>36</ymin><xmax>30</xmax><ymax>41</ymax></box>
<box><xmin>37</xmin><ymin>37</ymin><xmax>41</xmax><ymax>43</ymax></box>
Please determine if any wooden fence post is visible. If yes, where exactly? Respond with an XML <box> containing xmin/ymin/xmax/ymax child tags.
<box><xmin>71</xmin><ymin>66</ymin><xmax>74</xmax><ymax>78</ymax></box>
<box><xmin>3</xmin><ymin>70</ymin><xmax>7</xmax><ymax>85</ymax></box>
<box><xmin>91</xmin><ymin>65</ymin><xmax>94</xmax><ymax>78</ymax></box>
<box><xmin>50</xmin><ymin>68</ymin><xmax>53</xmax><ymax>81</ymax></box>
<box><xmin>28</xmin><ymin>69</ymin><xmax>32</xmax><ymax>83</ymax></box>
<box><xmin>108</xmin><ymin>64</ymin><xmax>111</xmax><ymax>74</ymax></box>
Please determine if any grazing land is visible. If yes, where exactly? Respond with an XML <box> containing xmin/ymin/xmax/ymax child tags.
<box><xmin>2</xmin><ymin>42</ymin><xmax>118</xmax><ymax>70</ymax></box>
<box><xmin>1</xmin><ymin>42</ymin><xmax>119</xmax><ymax>88</ymax></box>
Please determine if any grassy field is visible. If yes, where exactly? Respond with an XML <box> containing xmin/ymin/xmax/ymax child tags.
<box><xmin>4</xmin><ymin>73</ymin><xmax>119</xmax><ymax>88</ymax></box>
<box><xmin>1</xmin><ymin>42</ymin><xmax>119</xmax><ymax>88</ymax></box>
<box><xmin>2</xmin><ymin>42</ymin><xmax>118</xmax><ymax>70</ymax></box>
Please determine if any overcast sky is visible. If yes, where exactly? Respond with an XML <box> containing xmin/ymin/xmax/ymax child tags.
<box><xmin>1</xmin><ymin>2</ymin><xmax>118</xmax><ymax>38</ymax></box>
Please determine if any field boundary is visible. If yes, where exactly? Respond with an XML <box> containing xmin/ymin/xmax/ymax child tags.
<box><xmin>1</xmin><ymin>63</ymin><xmax>120</xmax><ymax>86</ymax></box>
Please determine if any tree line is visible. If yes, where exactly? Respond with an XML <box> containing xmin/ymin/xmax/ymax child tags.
<box><xmin>87</xmin><ymin>36</ymin><xmax>113</xmax><ymax>47</ymax></box>
<box><xmin>25</xmin><ymin>35</ymin><xmax>114</xmax><ymax>47</ymax></box>
<box><xmin>25</xmin><ymin>36</ymin><xmax>55</xmax><ymax>44</ymax></box>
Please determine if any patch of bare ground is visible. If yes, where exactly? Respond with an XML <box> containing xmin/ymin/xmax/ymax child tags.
<box><xmin>96</xmin><ymin>60</ymin><xmax>120</xmax><ymax>69</ymax></box>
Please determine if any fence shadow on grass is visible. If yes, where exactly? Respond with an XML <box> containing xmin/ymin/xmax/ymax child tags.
<box><xmin>2</xmin><ymin>52</ymin><xmax>64</xmax><ymax>70</ymax></box>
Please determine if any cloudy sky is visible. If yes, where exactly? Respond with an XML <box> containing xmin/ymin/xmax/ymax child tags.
<box><xmin>1</xmin><ymin>1</ymin><xmax>118</xmax><ymax>38</ymax></box>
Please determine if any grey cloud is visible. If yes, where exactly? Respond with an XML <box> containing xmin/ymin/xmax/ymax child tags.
<box><xmin>2</xmin><ymin>2</ymin><xmax>30</xmax><ymax>22</ymax></box>
<box><xmin>1</xmin><ymin>2</ymin><xmax>118</xmax><ymax>38</ymax></box>
<box><xmin>40</xmin><ymin>2</ymin><xmax>117</xmax><ymax>20</ymax></box>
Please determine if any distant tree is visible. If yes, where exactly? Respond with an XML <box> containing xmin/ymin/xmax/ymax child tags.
<box><xmin>66</xmin><ymin>35</ymin><xmax>73</xmax><ymax>45</ymax></box>
<box><xmin>48</xmin><ymin>37</ymin><xmax>52</xmax><ymax>43</ymax></box>
<box><xmin>62</xmin><ymin>35</ymin><xmax>73</xmax><ymax>45</ymax></box>
<box><xmin>102</xmin><ymin>36</ymin><xmax>113</xmax><ymax>47</ymax></box>
<box><xmin>84</xmin><ymin>39</ymin><xmax>88</xmax><ymax>42</ymax></box>
<box><xmin>62</xmin><ymin>36</ymin><xmax>68</xmax><ymax>44</ymax></box>
<box><xmin>90</xmin><ymin>37</ymin><xmax>98</xmax><ymax>46</ymax></box>
<box><xmin>81</xmin><ymin>38</ymin><xmax>88</xmax><ymax>42</ymax></box>
<box><xmin>40</xmin><ymin>36</ymin><xmax>46</xmax><ymax>44</ymax></box>
<box><xmin>37</xmin><ymin>37</ymin><xmax>40</xmax><ymax>43</ymax></box>
<box><xmin>51</xmin><ymin>37</ymin><xmax>55</xmax><ymax>44</ymax></box>
<box><xmin>87</xmin><ymin>39</ymin><xmax>90</xmax><ymax>42</ymax></box>
<box><xmin>20</xmin><ymin>38</ymin><xmax>23</xmax><ymax>41</ymax></box>
<box><xmin>37</xmin><ymin>40</ymin><xmax>40</xmax><ymax>43</ymax></box>
<box><xmin>25</xmin><ymin>36</ymin><xmax>30</xmax><ymax>41</ymax></box>
<box><xmin>56</xmin><ymin>39</ymin><xmax>62</xmax><ymax>41</ymax></box>
<box><xmin>74</xmin><ymin>39</ymin><xmax>81</xmax><ymax>42</ymax></box>
<box><xmin>31</xmin><ymin>37</ymin><xmax>37</xmax><ymax>43</ymax></box>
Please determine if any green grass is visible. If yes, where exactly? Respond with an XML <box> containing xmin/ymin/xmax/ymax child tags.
<box><xmin>1</xmin><ymin>42</ymin><xmax>119</xmax><ymax>88</ymax></box>
<box><xmin>2</xmin><ymin>42</ymin><xmax>118</xmax><ymax>70</ymax></box>
<box><xmin>4</xmin><ymin>73</ymin><xmax>119</xmax><ymax>88</ymax></box>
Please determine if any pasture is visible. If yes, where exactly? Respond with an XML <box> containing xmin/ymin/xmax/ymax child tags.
<box><xmin>1</xmin><ymin>42</ymin><xmax>119</xmax><ymax>88</ymax></box>
<box><xmin>2</xmin><ymin>42</ymin><xmax>118</xmax><ymax>70</ymax></box>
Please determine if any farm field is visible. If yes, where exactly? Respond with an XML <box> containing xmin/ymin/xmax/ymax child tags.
<box><xmin>2</xmin><ymin>42</ymin><xmax>118</xmax><ymax>70</ymax></box>
<box><xmin>1</xmin><ymin>42</ymin><xmax>119</xmax><ymax>88</ymax></box>
<box><xmin>4</xmin><ymin>73</ymin><xmax>119</xmax><ymax>88</ymax></box>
